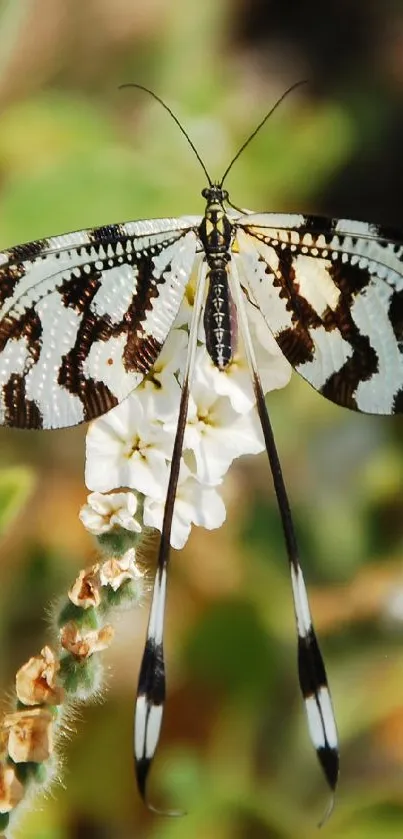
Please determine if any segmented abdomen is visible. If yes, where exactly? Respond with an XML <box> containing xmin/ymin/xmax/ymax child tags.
<box><xmin>204</xmin><ymin>265</ymin><xmax>237</xmax><ymax>369</ymax></box>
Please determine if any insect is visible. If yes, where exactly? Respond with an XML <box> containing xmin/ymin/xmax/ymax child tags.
<box><xmin>1</xmin><ymin>83</ymin><xmax>402</xmax><ymax>816</ymax></box>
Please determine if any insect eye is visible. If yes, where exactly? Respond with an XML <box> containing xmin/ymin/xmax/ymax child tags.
<box><xmin>201</xmin><ymin>187</ymin><xmax>209</xmax><ymax>199</ymax></box>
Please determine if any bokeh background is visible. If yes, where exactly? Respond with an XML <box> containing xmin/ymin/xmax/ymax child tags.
<box><xmin>1</xmin><ymin>1</ymin><xmax>403</xmax><ymax>837</ymax></box>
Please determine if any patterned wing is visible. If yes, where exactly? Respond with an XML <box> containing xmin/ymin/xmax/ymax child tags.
<box><xmin>0</xmin><ymin>218</ymin><xmax>198</xmax><ymax>429</ymax></box>
<box><xmin>235</xmin><ymin>214</ymin><xmax>403</xmax><ymax>414</ymax></box>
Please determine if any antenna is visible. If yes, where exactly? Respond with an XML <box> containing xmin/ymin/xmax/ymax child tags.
<box><xmin>119</xmin><ymin>83</ymin><xmax>212</xmax><ymax>186</ymax></box>
<box><xmin>219</xmin><ymin>80</ymin><xmax>308</xmax><ymax>187</ymax></box>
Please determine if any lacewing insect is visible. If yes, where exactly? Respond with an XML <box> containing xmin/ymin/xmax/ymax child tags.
<box><xmin>1</xmin><ymin>83</ymin><xmax>402</xmax><ymax>816</ymax></box>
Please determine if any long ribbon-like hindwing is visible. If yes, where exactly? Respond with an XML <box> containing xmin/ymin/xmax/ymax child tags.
<box><xmin>134</xmin><ymin>261</ymin><xmax>208</xmax><ymax>810</ymax></box>
<box><xmin>231</xmin><ymin>259</ymin><xmax>339</xmax><ymax>817</ymax></box>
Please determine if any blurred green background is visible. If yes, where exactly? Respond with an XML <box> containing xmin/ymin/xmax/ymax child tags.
<box><xmin>1</xmin><ymin>1</ymin><xmax>403</xmax><ymax>837</ymax></box>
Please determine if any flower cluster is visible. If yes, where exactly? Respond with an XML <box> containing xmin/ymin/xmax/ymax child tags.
<box><xmin>0</xmin><ymin>552</ymin><xmax>144</xmax><ymax>836</ymax></box>
<box><xmin>80</xmin><ymin>282</ymin><xmax>292</xmax><ymax>553</ymax></box>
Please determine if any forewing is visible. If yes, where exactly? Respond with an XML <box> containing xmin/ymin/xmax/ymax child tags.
<box><xmin>0</xmin><ymin>218</ymin><xmax>198</xmax><ymax>429</ymax></box>
<box><xmin>235</xmin><ymin>214</ymin><xmax>403</xmax><ymax>415</ymax></box>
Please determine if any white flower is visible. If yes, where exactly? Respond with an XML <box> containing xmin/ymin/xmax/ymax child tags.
<box><xmin>85</xmin><ymin>392</ymin><xmax>172</xmax><ymax>496</ymax></box>
<box><xmin>176</xmin><ymin>382</ymin><xmax>264</xmax><ymax>485</ymax></box>
<box><xmin>138</xmin><ymin>328</ymin><xmax>188</xmax><ymax>419</ymax></box>
<box><xmin>99</xmin><ymin>548</ymin><xmax>143</xmax><ymax>591</ymax></box>
<box><xmin>173</xmin><ymin>254</ymin><xmax>203</xmax><ymax>330</ymax></box>
<box><xmin>82</xmin><ymin>270</ymin><xmax>293</xmax><ymax>553</ymax></box>
<box><xmin>193</xmin><ymin>342</ymin><xmax>254</xmax><ymax>415</ymax></box>
<box><xmin>246</xmin><ymin>301</ymin><xmax>292</xmax><ymax>389</ymax></box>
<box><xmin>193</xmin><ymin>306</ymin><xmax>291</xmax><ymax>415</ymax></box>
<box><xmin>79</xmin><ymin>491</ymin><xmax>142</xmax><ymax>536</ymax></box>
<box><xmin>143</xmin><ymin>466</ymin><xmax>226</xmax><ymax>549</ymax></box>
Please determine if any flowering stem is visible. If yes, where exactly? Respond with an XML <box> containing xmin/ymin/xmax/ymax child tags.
<box><xmin>0</xmin><ymin>548</ymin><xmax>144</xmax><ymax>837</ymax></box>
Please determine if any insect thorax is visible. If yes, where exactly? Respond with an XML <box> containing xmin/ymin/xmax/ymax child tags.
<box><xmin>199</xmin><ymin>189</ymin><xmax>236</xmax><ymax>369</ymax></box>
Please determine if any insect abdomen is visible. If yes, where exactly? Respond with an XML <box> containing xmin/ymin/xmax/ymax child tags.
<box><xmin>204</xmin><ymin>265</ymin><xmax>236</xmax><ymax>369</ymax></box>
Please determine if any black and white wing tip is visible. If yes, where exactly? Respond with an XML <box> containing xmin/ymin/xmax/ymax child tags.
<box><xmin>135</xmin><ymin>694</ymin><xmax>185</xmax><ymax>815</ymax></box>
<box><xmin>300</xmin><ymin>638</ymin><xmax>339</xmax><ymax>826</ymax></box>
<box><xmin>134</xmin><ymin>568</ymin><xmax>185</xmax><ymax>816</ymax></box>
<box><xmin>291</xmin><ymin>561</ymin><xmax>339</xmax><ymax>820</ymax></box>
